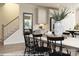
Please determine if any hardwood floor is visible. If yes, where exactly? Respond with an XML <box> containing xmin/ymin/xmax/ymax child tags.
<box><xmin>0</xmin><ymin>43</ymin><xmax>79</xmax><ymax>56</ymax></box>
<box><xmin>0</xmin><ymin>43</ymin><xmax>25</xmax><ymax>54</ymax></box>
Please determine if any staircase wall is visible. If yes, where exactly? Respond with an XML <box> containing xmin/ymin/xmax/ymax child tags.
<box><xmin>4</xmin><ymin>4</ymin><xmax>37</xmax><ymax>45</ymax></box>
<box><xmin>4</xmin><ymin>29</ymin><xmax>24</xmax><ymax>45</ymax></box>
<box><xmin>0</xmin><ymin>3</ymin><xmax>19</xmax><ymax>42</ymax></box>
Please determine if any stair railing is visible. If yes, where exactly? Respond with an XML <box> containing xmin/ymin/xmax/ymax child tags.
<box><xmin>1</xmin><ymin>16</ymin><xmax>19</xmax><ymax>45</ymax></box>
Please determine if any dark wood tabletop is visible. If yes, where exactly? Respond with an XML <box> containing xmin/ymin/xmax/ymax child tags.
<box><xmin>66</xmin><ymin>30</ymin><xmax>79</xmax><ymax>37</ymax></box>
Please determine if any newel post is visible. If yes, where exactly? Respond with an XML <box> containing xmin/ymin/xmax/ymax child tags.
<box><xmin>2</xmin><ymin>24</ymin><xmax>4</xmax><ymax>45</ymax></box>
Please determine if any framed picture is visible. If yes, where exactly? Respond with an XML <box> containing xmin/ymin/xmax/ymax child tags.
<box><xmin>23</xmin><ymin>13</ymin><xmax>33</xmax><ymax>30</ymax></box>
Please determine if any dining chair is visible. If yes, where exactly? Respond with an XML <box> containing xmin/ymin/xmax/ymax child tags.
<box><xmin>47</xmin><ymin>36</ymin><xmax>71</xmax><ymax>56</ymax></box>
<box><xmin>32</xmin><ymin>33</ymin><xmax>51</xmax><ymax>56</ymax></box>
<box><xmin>23</xmin><ymin>29</ymin><xmax>33</xmax><ymax>56</ymax></box>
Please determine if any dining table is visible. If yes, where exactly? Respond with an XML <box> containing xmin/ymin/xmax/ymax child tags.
<box><xmin>66</xmin><ymin>30</ymin><xmax>79</xmax><ymax>37</ymax></box>
<box><xmin>32</xmin><ymin>31</ymin><xmax>79</xmax><ymax>55</ymax></box>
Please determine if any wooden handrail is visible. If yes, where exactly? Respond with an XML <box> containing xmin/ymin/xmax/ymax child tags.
<box><xmin>4</xmin><ymin>16</ymin><xmax>19</xmax><ymax>27</ymax></box>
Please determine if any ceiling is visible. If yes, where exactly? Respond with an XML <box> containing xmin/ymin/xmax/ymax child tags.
<box><xmin>31</xmin><ymin>3</ymin><xmax>79</xmax><ymax>9</ymax></box>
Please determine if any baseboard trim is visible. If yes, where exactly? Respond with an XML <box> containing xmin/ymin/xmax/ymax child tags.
<box><xmin>4</xmin><ymin>42</ymin><xmax>24</xmax><ymax>46</ymax></box>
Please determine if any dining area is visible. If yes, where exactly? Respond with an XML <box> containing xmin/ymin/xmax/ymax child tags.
<box><xmin>23</xmin><ymin>8</ymin><xmax>79</xmax><ymax>56</ymax></box>
<box><xmin>23</xmin><ymin>26</ymin><xmax>79</xmax><ymax>56</ymax></box>
<box><xmin>23</xmin><ymin>28</ymin><xmax>71</xmax><ymax>56</ymax></box>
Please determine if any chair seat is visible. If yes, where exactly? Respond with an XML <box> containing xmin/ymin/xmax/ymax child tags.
<box><xmin>63</xmin><ymin>32</ymin><xmax>70</xmax><ymax>35</ymax></box>
<box><xmin>49</xmin><ymin>52</ymin><xmax>71</xmax><ymax>56</ymax></box>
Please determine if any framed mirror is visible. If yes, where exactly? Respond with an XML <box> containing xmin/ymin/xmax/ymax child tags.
<box><xmin>23</xmin><ymin>13</ymin><xmax>33</xmax><ymax>33</ymax></box>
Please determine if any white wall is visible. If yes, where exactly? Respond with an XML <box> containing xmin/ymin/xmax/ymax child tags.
<box><xmin>76</xmin><ymin>9</ymin><xmax>79</xmax><ymax>24</ymax></box>
<box><xmin>61</xmin><ymin>11</ymin><xmax>76</xmax><ymax>31</ymax></box>
<box><xmin>37</xmin><ymin>7</ymin><xmax>48</xmax><ymax>24</ymax></box>
<box><xmin>0</xmin><ymin>3</ymin><xmax>19</xmax><ymax>25</ymax></box>
<box><xmin>4</xmin><ymin>29</ymin><xmax>24</xmax><ymax>45</ymax></box>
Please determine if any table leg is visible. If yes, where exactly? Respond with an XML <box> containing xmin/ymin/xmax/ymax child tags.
<box><xmin>70</xmin><ymin>32</ymin><xmax>74</xmax><ymax>37</ymax></box>
<box><xmin>60</xmin><ymin>41</ymin><xmax>62</xmax><ymax>56</ymax></box>
<box><xmin>60</xmin><ymin>41</ymin><xmax>62</xmax><ymax>52</ymax></box>
<box><xmin>53</xmin><ymin>41</ymin><xmax>56</xmax><ymax>52</ymax></box>
<box><xmin>72</xmin><ymin>33</ymin><xmax>74</xmax><ymax>37</ymax></box>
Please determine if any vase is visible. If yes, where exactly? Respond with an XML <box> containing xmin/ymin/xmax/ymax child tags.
<box><xmin>54</xmin><ymin>21</ymin><xmax>63</xmax><ymax>36</ymax></box>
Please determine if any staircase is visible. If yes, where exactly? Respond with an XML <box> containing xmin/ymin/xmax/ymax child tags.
<box><xmin>1</xmin><ymin>16</ymin><xmax>19</xmax><ymax>45</ymax></box>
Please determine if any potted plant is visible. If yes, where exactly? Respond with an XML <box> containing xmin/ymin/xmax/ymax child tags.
<box><xmin>51</xmin><ymin>8</ymin><xmax>70</xmax><ymax>36</ymax></box>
